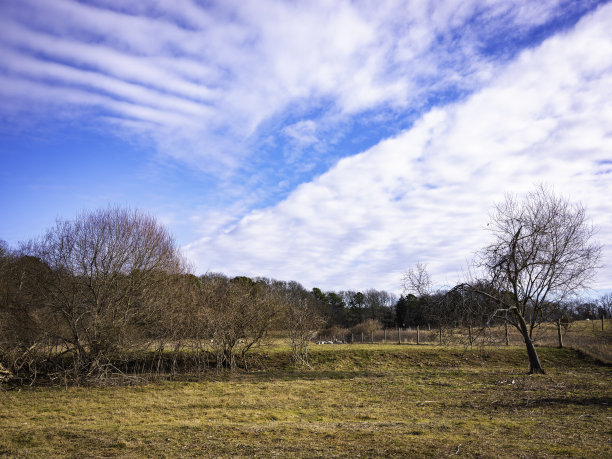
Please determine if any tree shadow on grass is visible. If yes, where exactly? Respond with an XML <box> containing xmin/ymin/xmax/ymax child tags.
<box><xmin>491</xmin><ymin>396</ymin><xmax>611</xmax><ymax>408</ymax></box>
<box><xmin>191</xmin><ymin>369</ymin><xmax>389</xmax><ymax>383</ymax></box>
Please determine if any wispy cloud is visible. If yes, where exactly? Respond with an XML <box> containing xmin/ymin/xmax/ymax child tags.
<box><xmin>185</xmin><ymin>2</ymin><xmax>612</xmax><ymax>292</ymax></box>
<box><xmin>1</xmin><ymin>0</ymin><xmax>597</xmax><ymax>174</ymax></box>
<box><xmin>2</xmin><ymin>0</ymin><xmax>609</xmax><ymax>292</ymax></box>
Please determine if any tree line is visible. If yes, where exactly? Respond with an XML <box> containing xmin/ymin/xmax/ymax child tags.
<box><xmin>0</xmin><ymin>186</ymin><xmax>607</xmax><ymax>383</ymax></box>
<box><xmin>0</xmin><ymin>208</ymin><xmax>327</xmax><ymax>384</ymax></box>
<box><xmin>311</xmin><ymin>284</ymin><xmax>609</xmax><ymax>333</ymax></box>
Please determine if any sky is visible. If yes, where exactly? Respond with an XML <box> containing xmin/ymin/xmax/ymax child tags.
<box><xmin>1</xmin><ymin>0</ymin><xmax>611</xmax><ymax>295</ymax></box>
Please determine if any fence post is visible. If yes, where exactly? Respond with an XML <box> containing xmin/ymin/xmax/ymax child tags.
<box><xmin>384</xmin><ymin>328</ymin><xmax>387</xmax><ymax>343</ymax></box>
<box><xmin>398</xmin><ymin>327</ymin><xmax>401</xmax><ymax>344</ymax></box>
<box><xmin>416</xmin><ymin>325</ymin><xmax>420</xmax><ymax>345</ymax></box>
<box><xmin>371</xmin><ymin>330</ymin><xmax>374</xmax><ymax>343</ymax></box>
<box><xmin>361</xmin><ymin>332</ymin><xmax>364</xmax><ymax>343</ymax></box>
<box><xmin>439</xmin><ymin>325</ymin><xmax>442</xmax><ymax>345</ymax></box>
<box><xmin>505</xmin><ymin>316</ymin><xmax>509</xmax><ymax>346</ymax></box>
<box><xmin>557</xmin><ymin>319</ymin><xmax>563</xmax><ymax>348</ymax></box>
<box><xmin>602</xmin><ymin>317</ymin><xmax>605</xmax><ymax>332</ymax></box>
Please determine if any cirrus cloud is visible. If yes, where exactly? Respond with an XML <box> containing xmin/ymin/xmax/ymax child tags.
<box><xmin>1</xmin><ymin>0</ymin><xmax>610</xmax><ymax>294</ymax></box>
<box><xmin>185</xmin><ymin>2</ymin><xmax>612</xmax><ymax>293</ymax></box>
<box><xmin>1</xmin><ymin>0</ymin><xmax>599</xmax><ymax>177</ymax></box>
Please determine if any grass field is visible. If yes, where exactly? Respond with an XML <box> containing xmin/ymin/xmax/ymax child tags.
<box><xmin>1</xmin><ymin>345</ymin><xmax>611</xmax><ymax>458</ymax></box>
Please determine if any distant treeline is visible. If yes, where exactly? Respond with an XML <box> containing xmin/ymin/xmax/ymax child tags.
<box><xmin>1</xmin><ymin>208</ymin><xmax>610</xmax><ymax>386</ymax></box>
<box><xmin>312</xmin><ymin>287</ymin><xmax>609</xmax><ymax>330</ymax></box>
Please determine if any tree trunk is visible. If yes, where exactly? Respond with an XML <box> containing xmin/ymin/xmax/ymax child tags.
<box><xmin>517</xmin><ymin>327</ymin><xmax>544</xmax><ymax>374</ymax></box>
<box><xmin>523</xmin><ymin>334</ymin><xmax>545</xmax><ymax>374</ymax></box>
<box><xmin>515</xmin><ymin>310</ymin><xmax>545</xmax><ymax>374</ymax></box>
<box><xmin>504</xmin><ymin>316</ymin><xmax>509</xmax><ymax>346</ymax></box>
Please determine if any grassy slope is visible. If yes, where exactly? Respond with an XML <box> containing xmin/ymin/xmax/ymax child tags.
<box><xmin>1</xmin><ymin>345</ymin><xmax>610</xmax><ymax>458</ymax></box>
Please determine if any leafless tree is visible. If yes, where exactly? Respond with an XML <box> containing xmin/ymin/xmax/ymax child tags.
<box><xmin>363</xmin><ymin>289</ymin><xmax>396</xmax><ymax>325</ymax></box>
<box><xmin>26</xmin><ymin>207</ymin><xmax>186</xmax><ymax>381</ymax></box>
<box><xmin>402</xmin><ymin>263</ymin><xmax>449</xmax><ymax>342</ymax></box>
<box><xmin>201</xmin><ymin>275</ymin><xmax>280</xmax><ymax>370</ymax></box>
<box><xmin>598</xmin><ymin>293</ymin><xmax>612</xmax><ymax>318</ymax></box>
<box><xmin>282</xmin><ymin>281</ymin><xmax>324</xmax><ymax>367</ymax></box>
<box><xmin>461</xmin><ymin>185</ymin><xmax>602</xmax><ymax>373</ymax></box>
<box><xmin>0</xmin><ymin>243</ymin><xmax>54</xmax><ymax>383</ymax></box>
<box><xmin>402</xmin><ymin>262</ymin><xmax>432</xmax><ymax>297</ymax></box>
<box><xmin>141</xmin><ymin>273</ymin><xmax>201</xmax><ymax>378</ymax></box>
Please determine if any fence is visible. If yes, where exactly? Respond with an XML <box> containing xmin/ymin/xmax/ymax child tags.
<box><xmin>315</xmin><ymin>319</ymin><xmax>612</xmax><ymax>362</ymax></box>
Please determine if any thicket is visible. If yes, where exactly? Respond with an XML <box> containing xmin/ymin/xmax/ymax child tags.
<box><xmin>0</xmin><ymin>208</ymin><xmax>322</xmax><ymax>385</ymax></box>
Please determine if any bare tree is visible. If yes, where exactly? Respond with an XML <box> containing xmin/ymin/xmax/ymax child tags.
<box><xmin>363</xmin><ymin>289</ymin><xmax>396</xmax><ymax>326</ymax></box>
<box><xmin>402</xmin><ymin>263</ymin><xmax>449</xmax><ymax>342</ymax></box>
<box><xmin>402</xmin><ymin>262</ymin><xmax>432</xmax><ymax>297</ymax></box>
<box><xmin>598</xmin><ymin>293</ymin><xmax>612</xmax><ymax>319</ymax></box>
<box><xmin>27</xmin><ymin>207</ymin><xmax>186</xmax><ymax>381</ymax></box>
<box><xmin>201</xmin><ymin>275</ymin><xmax>280</xmax><ymax>370</ymax></box>
<box><xmin>463</xmin><ymin>185</ymin><xmax>602</xmax><ymax>373</ymax></box>
<box><xmin>141</xmin><ymin>273</ymin><xmax>201</xmax><ymax>378</ymax></box>
<box><xmin>282</xmin><ymin>281</ymin><xmax>324</xmax><ymax>367</ymax></box>
<box><xmin>0</xmin><ymin>243</ymin><xmax>54</xmax><ymax>382</ymax></box>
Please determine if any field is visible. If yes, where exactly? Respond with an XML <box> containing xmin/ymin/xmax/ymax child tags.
<box><xmin>1</xmin><ymin>344</ymin><xmax>611</xmax><ymax>458</ymax></box>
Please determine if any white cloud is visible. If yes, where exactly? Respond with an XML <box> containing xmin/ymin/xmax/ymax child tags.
<box><xmin>0</xmin><ymin>0</ymin><xmax>589</xmax><ymax>174</ymax></box>
<box><xmin>283</xmin><ymin>120</ymin><xmax>317</xmax><ymax>146</ymax></box>
<box><xmin>185</xmin><ymin>2</ymin><xmax>612</xmax><ymax>293</ymax></box>
<box><xmin>2</xmin><ymin>0</ymin><xmax>609</xmax><ymax>292</ymax></box>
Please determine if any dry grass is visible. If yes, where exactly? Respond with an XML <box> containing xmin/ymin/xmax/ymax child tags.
<box><xmin>1</xmin><ymin>345</ymin><xmax>611</xmax><ymax>458</ymax></box>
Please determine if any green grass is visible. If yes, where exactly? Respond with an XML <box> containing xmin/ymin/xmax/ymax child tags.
<box><xmin>1</xmin><ymin>345</ymin><xmax>611</xmax><ymax>457</ymax></box>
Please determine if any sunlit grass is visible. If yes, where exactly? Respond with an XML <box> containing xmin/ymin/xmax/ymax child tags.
<box><xmin>1</xmin><ymin>345</ymin><xmax>610</xmax><ymax>457</ymax></box>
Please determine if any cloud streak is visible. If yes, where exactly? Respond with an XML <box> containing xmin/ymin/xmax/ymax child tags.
<box><xmin>185</xmin><ymin>2</ymin><xmax>612</xmax><ymax>292</ymax></box>
<box><xmin>1</xmin><ymin>0</ymin><xmax>598</xmax><ymax>174</ymax></box>
<box><xmin>1</xmin><ymin>0</ymin><xmax>610</xmax><ymax>293</ymax></box>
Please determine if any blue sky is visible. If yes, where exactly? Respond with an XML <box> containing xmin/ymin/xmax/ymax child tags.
<box><xmin>1</xmin><ymin>0</ymin><xmax>611</xmax><ymax>294</ymax></box>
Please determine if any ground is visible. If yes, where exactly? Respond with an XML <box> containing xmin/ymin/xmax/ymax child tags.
<box><xmin>1</xmin><ymin>345</ymin><xmax>610</xmax><ymax>457</ymax></box>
